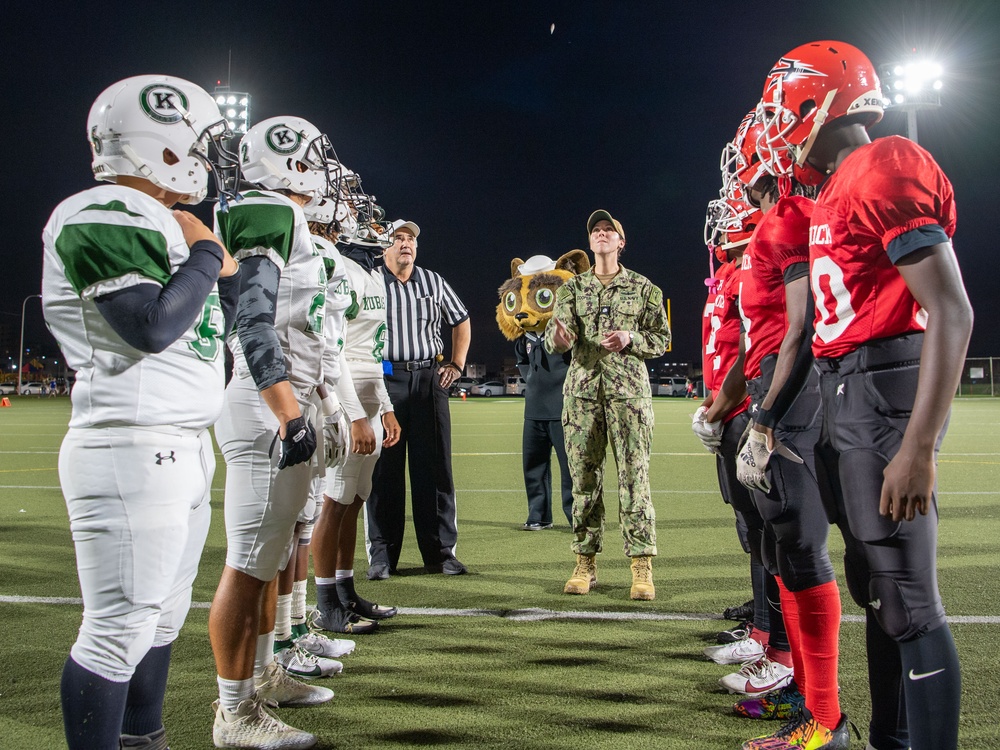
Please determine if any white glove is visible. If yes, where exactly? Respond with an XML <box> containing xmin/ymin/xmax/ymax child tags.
<box><xmin>736</xmin><ymin>423</ymin><xmax>804</xmax><ymax>493</ymax></box>
<box><xmin>323</xmin><ymin>407</ymin><xmax>351</xmax><ymax>469</ymax></box>
<box><xmin>691</xmin><ymin>406</ymin><xmax>722</xmax><ymax>454</ymax></box>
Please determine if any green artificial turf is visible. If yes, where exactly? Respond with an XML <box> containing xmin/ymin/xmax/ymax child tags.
<box><xmin>1</xmin><ymin>395</ymin><xmax>998</xmax><ymax>748</ymax></box>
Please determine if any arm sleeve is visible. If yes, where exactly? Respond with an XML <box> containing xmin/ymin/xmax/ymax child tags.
<box><xmin>93</xmin><ymin>239</ymin><xmax>223</xmax><ymax>353</ymax></box>
<box><xmin>233</xmin><ymin>255</ymin><xmax>288</xmax><ymax>391</ymax></box>
<box><xmin>887</xmin><ymin>224</ymin><xmax>951</xmax><ymax>264</ymax></box>
<box><xmin>217</xmin><ymin>267</ymin><xmax>242</xmax><ymax>340</ymax></box>
<box><xmin>375</xmin><ymin>376</ymin><xmax>394</xmax><ymax>416</ymax></box>
<box><xmin>332</xmin><ymin>353</ymin><xmax>366</xmax><ymax>423</ymax></box>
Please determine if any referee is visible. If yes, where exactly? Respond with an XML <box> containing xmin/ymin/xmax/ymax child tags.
<box><xmin>366</xmin><ymin>219</ymin><xmax>471</xmax><ymax>578</ymax></box>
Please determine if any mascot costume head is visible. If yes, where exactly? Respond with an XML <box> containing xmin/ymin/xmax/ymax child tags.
<box><xmin>496</xmin><ymin>250</ymin><xmax>590</xmax><ymax>340</ymax></box>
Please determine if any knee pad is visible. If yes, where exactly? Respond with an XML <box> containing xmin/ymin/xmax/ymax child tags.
<box><xmin>773</xmin><ymin>541</ymin><xmax>835</xmax><ymax>592</ymax></box>
<box><xmin>840</xmin><ymin>450</ymin><xmax>901</xmax><ymax>543</ymax></box>
<box><xmin>868</xmin><ymin>574</ymin><xmax>914</xmax><ymax>640</ymax></box>
<box><xmin>745</xmin><ymin>526</ymin><xmax>765</xmax><ymax>567</ymax></box>
<box><xmin>758</xmin><ymin>528</ymin><xmax>781</xmax><ymax>578</ymax></box>
<box><xmin>842</xmin><ymin>549</ymin><xmax>870</xmax><ymax>609</ymax></box>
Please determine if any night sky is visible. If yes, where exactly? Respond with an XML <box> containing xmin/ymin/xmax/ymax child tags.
<box><xmin>4</xmin><ymin>0</ymin><xmax>998</xmax><ymax>374</ymax></box>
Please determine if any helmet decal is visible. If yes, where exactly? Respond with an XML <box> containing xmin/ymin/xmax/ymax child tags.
<box><xmin>765</xmin><ymin>57</ymin><xmax>828</xmax><ymax>92</ymax></box>
<box><xmin>138</xmin><ymin>84</ymin><xmax>189</xmax><ymax>124</ymax></box>
<box><xmin>265</xmin><ymin>124</ymin><xmax>302</xmax><ymax>155</ymax></box>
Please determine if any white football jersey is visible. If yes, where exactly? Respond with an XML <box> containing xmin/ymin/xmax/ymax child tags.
<box><xmin>339</xmin><ymin>254</ymin><xmax>388</xmax><ymax>378</ymax></box>
<box><xmin>215</xmin><ymin>191</ymin><xmax>326</xmax><ymax>392</ymax></box>
<box><xmin>313</xmin><ymin>235</ymin><xmax>352</xmax><ymax>385</ymax></box>
<box><xmin>42</xmin><ymin>184</ymin><xmax>225</xmax><ymax>429</ymax></box>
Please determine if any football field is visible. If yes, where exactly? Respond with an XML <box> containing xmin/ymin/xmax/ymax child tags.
<box><xmin>1</xmin><ymin>396</ymin><xmax>998</xmax><ymax>749</ymax></box>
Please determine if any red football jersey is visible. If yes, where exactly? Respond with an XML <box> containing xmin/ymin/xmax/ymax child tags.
<box><xmin>740</xmin><ymin>196</ymin><xmax>813</xmax><ymax>380</ymax></box>
<box><xmin>810</xmin><ymin>136</ymin><xmax>957</xmax><ymax>358</ymax></box>
<box><xmin>702</xmin><ymin>262</ymin><xmax>736</xmax><ymax>392</ymax></box>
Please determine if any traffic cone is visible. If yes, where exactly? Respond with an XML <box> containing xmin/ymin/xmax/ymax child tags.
<box><xmin>1</xmin><ymin>397</ymin><xmax>10</xmax><ymax>407</ymax></box>
<box><xmin>461</xmin><ymin>392</ymin><xmax>467</xmax><ymax>401</ymax></box>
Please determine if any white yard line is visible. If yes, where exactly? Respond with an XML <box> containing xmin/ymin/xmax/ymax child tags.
<box><xmin>1</xmin><ymin>595</ymin><xmax>997</xmax><ymax>624</ymax></box>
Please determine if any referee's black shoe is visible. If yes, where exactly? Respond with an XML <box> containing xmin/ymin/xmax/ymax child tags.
<box><xmin>425</xmin><ymin>557</ymin><xmax>467</xmax><ymax>575</ymax></box>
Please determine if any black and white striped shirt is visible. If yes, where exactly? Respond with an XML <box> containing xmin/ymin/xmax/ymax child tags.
<box><xmin>382</xmin><ymin>265</ymin><xmax>469</xmax><ymax>362</ymax></box>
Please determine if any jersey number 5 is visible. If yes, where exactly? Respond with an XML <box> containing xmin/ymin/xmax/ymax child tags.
<box><xmin>188</xmin><ymin>292</ymin><xmax>224</xmax><ymax>362</ymax></box>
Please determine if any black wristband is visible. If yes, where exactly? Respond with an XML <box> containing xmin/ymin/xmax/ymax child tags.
<box><xmin>444</xmin><ymin>361</ymin><xmax>464</xmax><ymax>374</ymax></box>
<box><xmin>755</xmin><ymin>407</ymin><xmax>778</xmax><ymax>429</ymax></box>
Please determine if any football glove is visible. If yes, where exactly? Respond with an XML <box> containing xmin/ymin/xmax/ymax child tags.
<box><xmin>275</xmin><ymin>415</ymin><xmax>317</xmax><ymax>470</ymax></box>
<box><xmin>736</xmin><ymin>422</ymin><xmax>803</xmax><ymax>493</ymax></box>
<box><xmin>691</xmin><ymin>406</ymin><xmax>722</xmax><ymax>454</ymax></box>
<box><xmin>323</xmin><ymin>407</ymin><xmax>351</xmax><ymax>469</ymax></box>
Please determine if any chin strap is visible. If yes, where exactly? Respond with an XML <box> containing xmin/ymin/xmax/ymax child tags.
<box><xmin>795</xmin><ymin>88</ymin><xmax>838</xmax><ymax>169</ymax></box>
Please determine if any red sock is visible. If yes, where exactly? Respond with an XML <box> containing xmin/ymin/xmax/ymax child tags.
<box><xmin>754</xmin><ymin>629</ymin><xmax>770</xmax><ymax>648</ymax></box>
<box><xmin>792</xmin><ymin>580</ymin><xmax>842</xmax><ymax>729</ymax></box>
<box><xmin>765</xmin><ymin>644</ymin><xmax>793</xmax><ymax>669</ymax></box>
<box><xmin>775</xmin><ymin>577</ymin><xmax>805</xmax><ymax>699</ymax></box>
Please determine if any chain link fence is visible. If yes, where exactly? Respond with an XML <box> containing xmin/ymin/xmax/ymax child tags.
<box><xmin>959</xmin><ymin>357</ymin><xmax>997</xmax><ymax>396</ymax></box>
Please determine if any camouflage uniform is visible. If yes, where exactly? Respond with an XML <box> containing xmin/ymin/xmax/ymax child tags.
<box><xmin>544</xmin><ymin>266</ymin><xmax>670</xmax><ymax>557</ymax></box>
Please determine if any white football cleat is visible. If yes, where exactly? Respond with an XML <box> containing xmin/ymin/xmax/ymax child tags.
<box><xmin>719</xmin><ymin>655</ymin><xmax>793</xmax><ymax>695</ymax></box>
<box><xmin>255</xmin><ymin>662</ymin><xmax>334</xmax><ymax>706</ymax></box>
<box><xmin>212</xmin><ymin>696</ymin><xmax>317</xmax><ymax>749</ymax></box>
<box><xmin>703</xmin><ymin>637</ymin><xmax>765</xmax><ymax>665</ymax></box>
<box><xmin>275</xmin><ymin>643</ymin><xmax>343</xmax><ymax>679</ymax></box>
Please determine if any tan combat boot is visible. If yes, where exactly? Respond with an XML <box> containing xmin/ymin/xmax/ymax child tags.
<box><xmin>563</xmin><ymin>553</ymin><xmax>597</xmax><ymax>594</ymax></box>
<box><xmin>630</xmin><ymin>555</ymin><xmax>655</xmax><ymax>600</ymax></box>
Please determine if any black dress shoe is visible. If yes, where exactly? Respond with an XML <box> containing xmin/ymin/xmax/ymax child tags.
<box><xmin>367</xmin><ymin>563</ymin><xmax>390</xmax><ymax>580</ymax></box>
<box><xmin>441</xmin><ymin>557</ymin><xmax>467</xmax><ymax>575</ymax></box>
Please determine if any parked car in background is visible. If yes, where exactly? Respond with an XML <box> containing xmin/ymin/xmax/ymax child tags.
<box><xmin>0</xmin><ymin>383</ymin><xmax>17</xmax><ymax>395</ymax></box>
<box><xmin>470</xmin><ymin>381</ymin><xmax>503</xmax><ymax>397</ymax></box>
<box><xmin>655</xmin><ymin>377</ymin><xmax>688</xmax><ymax>397</ymax></box>
<box><xmin>450</xmin><ymin>377</ymin><xmax>480</xmax><ymax>397</ymax></box>
<box><xmin>19</xmin><ymin>382</ymin><xmax>47</xmax><ymax>395</ymax></box>
<box><xmin>505</xmin><ymin>376</ymin><xmax>527</xmax><ymax>395</ymax></box>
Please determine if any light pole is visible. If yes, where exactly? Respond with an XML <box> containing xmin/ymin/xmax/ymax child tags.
<box><xmin>18</xmin><ymin>294</ymin><xmax>41</xmax><ymax>395</ymax></box>
<box><xmin>878</xmin><ymin>58</ymin><xmax>943</xmax><ymax>145</ymax></box>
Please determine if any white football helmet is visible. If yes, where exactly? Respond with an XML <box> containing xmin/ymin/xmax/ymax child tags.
<box><xmin>337</xmin><ymin>167</ymin><xmax>392</xmax><ymax>248</ymax></box>
<box><xmin>87</xmin><ymin>75</ymin><xmax>232</xmax><ymax>204</ymax></box>
<box><xmin>239</xmin><ymin>116</ymin><xmax>339</xmax><ymax>200</ymax></box>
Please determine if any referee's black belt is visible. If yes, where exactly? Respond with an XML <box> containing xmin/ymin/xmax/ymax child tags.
<box><xmin>390</xmin><ymin>359</ymin><xmax>434</xmax><ymax>372</ymax></box>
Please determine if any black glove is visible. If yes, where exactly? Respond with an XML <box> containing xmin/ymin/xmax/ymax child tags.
<box><xmin>274</xmin><ymin>415</ymin><xmax>317</xmax><ymax>469</ymax></box>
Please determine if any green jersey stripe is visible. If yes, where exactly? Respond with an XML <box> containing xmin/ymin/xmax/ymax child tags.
<box><xmin>55</xmin><ymin>221</ymin><xmax>172</xmax><ymax>295</ymax></box>
<box><xmin>81</xmin><ymin>199</ymin><xmax>144</xmax><ymax>218</ymax></box>
<box><xmin>217</xmin><ymin>201</ymin><xmax>296</xmax><ymax>264</ymax></box>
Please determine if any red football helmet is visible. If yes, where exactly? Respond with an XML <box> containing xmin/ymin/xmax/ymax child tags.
<box><xmin>721</xmin><ymin>110</ymin><xmax>769</xmax><ymax>198</ymax></box>
<box><xmin>705</xmin><ymin>192</ymin><xmax>760</xmax><ymax>258</ymax></box>
<box><xmin>756</xmin><ymin>40</ymin><xmax>884</xmax><ymax>185</ymax></box>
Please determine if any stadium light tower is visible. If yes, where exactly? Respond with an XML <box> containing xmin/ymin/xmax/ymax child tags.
<box><xmin>878</xmin><ymin>56</ymin><xmax>943</xmax><ymax>144</ymax></box>
<box><xmin>212</xmin><ymin>81</ymin><xmax>252</xmax><ymax>196</ymax></box>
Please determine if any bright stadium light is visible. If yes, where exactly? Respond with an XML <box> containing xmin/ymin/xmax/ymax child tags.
<box><xmin>878</xmin><ymin>55</ymin><xmax>943</xmax><ymax>144</ymax></box>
